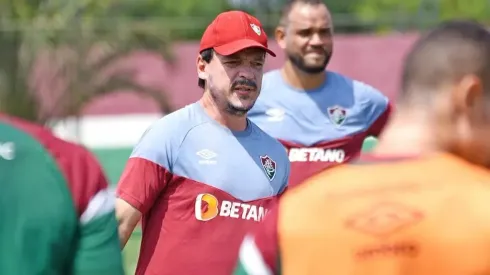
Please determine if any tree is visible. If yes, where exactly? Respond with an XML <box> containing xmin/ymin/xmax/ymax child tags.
<box><xmin>227</xmin><ymin>0</ymin><xmax>370</xmax><ymax>34</ymax></box>
<box><xmin>109</xmin><ymin>0</ymin><xmax>234</xmax><ymax>40</ymax></box>
<box><xmin>354</xmin><ymin>0</ymin><xmax>490</xmax><ymax>32</ymax></box>
<box><xmin>0</xmin><ymin>0</ymin><xmax>175</xmax><ymax>124</ymax></box>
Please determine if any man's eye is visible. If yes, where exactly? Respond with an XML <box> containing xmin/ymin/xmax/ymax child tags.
<box><xmin>298</xmin><ymin>30</ymin><xmax>311</xmax><ymax>37</ymax></box>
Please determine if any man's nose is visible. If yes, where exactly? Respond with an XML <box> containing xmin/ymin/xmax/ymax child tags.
<box><xmin>309</xmin><ymin>33</ymin><xmax>324</xmax><ymax>46</ymax></box>
<box><xmin>237</xmin><ymin>67</ymin><xmax>255</xmax><ymax>79</ymax></box>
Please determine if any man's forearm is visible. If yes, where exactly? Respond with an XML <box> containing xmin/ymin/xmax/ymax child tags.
<box><xmin>117</xmin><ymin>220</ymin><xmax>136</xmax><ymax>248</ymax></box>
<box><xmin>115</xmin><ymin>198</ymin><xmax>142</xmax><ymax>249</ymax></box>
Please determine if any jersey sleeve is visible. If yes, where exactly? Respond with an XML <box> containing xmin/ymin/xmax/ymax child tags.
<box><xmin>356</xmin><ymin>82</ymin><xmax>392</xmax><ymax>137</ymax></box>
<box><xmin>116</xmin><ymin>117</ymin><xmax>177</xmax><ymax>214</ymax></box>
<box><xmin>368</xmin><ymin>102</ymin><xmax>392</xmax><ymax>137</ymax></box>
<box><xmin>69</xmin><ymin>146</ymin><xmax>125</xmax><ymax>275</ymax></box>
<box><xmin>234</xmin><ymin>206</ymin><xmax>281</xmax><ymax>275</ymax></box>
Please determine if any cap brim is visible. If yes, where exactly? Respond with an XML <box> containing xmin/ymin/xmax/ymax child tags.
<box><xmin>214</xmin><ymin>39</ymin><xmax>276</xmax><ymax>57</ymax></box>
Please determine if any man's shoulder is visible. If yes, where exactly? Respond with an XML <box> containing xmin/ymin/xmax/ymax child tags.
<box><xmin>351</xmin><ymin>79</ymin><xmax>389</xmax><ymax>109</ymax></box>
<box><xmin>0</xmin><ymin>114</ymin><xmax>94</xmax><ymax>162</ymax></box>
<box><xmin>152</xmin><ymin>103</ymin><xmax>201</xmax><ymax>128</ymax></box>
<box><xmin>130</xmin><ymin>103</ymin><xmax>216</xmax><ymax>167</ymax></box>
<box><xmin>299</xmin><ymin>154</ymin><xmax>483</xmax><ymax>189</ymax></box>
<box><xmin>141</xmin><ymin>103</ymin><xmax>209</xmax><ymax>142</ymax></box>
<box><xmin>0</xmin><ymin>114</ymin><xmax>107</xmax><ymax>215</ymax></box>
<box><xmin>0</xmin><ymin>114</ymin><xmax>60</xmax><ymax>147</ymax></box>
<box><xmin>326</xmin><ymin>72</ymin><xmax>387</xmax><ymax>104</ymax></box>
<box><xmin>329</xmin><ymin>73</ymin><xmax>390</xmax><ymax>126</ymax></box>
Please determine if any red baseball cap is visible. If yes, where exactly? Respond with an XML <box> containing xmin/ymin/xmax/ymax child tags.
<box><xmin>199</xmin><ymin>11</ymin><xmax>276</xmax><ymax>57</ymax></box>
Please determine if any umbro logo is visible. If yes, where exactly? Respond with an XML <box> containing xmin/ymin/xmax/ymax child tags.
<box><xmin>196</xmin><ymin>149</ymin><xmax>217</xmax><ymax>165</ymax></box>
<box><xmin>265</xmin><ymin>108</ymin><xmax>285</xmax><ymax>122</ymax></box>
<box><xmin>0</xmin><ymin>142</ymin><xmax>15</xmax><ymax>160</ymax></box>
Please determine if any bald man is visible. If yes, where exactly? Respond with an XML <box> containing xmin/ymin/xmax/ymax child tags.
<box><xmin>249</xmin><ymin>0</ymin><xmax>392</xmax><ymax>188</ymax></box>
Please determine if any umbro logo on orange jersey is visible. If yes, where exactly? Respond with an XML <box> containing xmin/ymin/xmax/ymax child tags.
<box><xmin>344</xmin><ymin>201</ymin><xmax>424</xmax><ymax>238</ymax></box>
<box><xmin>194</xmin><ymin>193</ymin><xmax>268</xmax><ymax>222</ymax></box>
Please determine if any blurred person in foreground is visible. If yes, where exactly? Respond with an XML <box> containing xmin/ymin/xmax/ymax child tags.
<box><xmin>115</xmin><ymin>10</ymin><xmax>290</xmax><ymax>275</ymax></box>
<box><xmin>0</xmin><ymin>114</ymin><xmax>124</xmax><ymax>275</ymax></box>
<box><xmin>249</xmin><ymin>0</ymin><xmax>392</xmax><ymax>188</ymax></box>
<box><xmin>234</xmin><ymin>20</ymin><xmax>490</xmax><ymax>275</ymax></box>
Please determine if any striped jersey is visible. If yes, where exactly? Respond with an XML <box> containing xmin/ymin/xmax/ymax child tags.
<box><xmin>0</xmin><ymin>114</ymin><xmax>124</xmax><ymax>275</ymax></box>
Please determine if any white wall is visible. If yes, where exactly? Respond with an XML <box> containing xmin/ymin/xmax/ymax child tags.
<box><xmin>51</xmin><ymin>114</ymin><xmax>162</xmax><ymax>149</ymax></box>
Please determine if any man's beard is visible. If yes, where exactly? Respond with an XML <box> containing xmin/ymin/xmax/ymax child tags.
<box><xmin>225</xmin><ymin>103</ymin><xmax>250</xmax><ymax>117</ymax></box>
<box><xmin>209</xmin><ymin>89</ymin><xmax>253</xmax><ymax>117</ymax></box>
<box><xmin>224</xmin><ymin>77</ymin><xmax>258</xmax><ymax>117</ymax></box>
<box><xmin>287</xmin><ymin>50</ymin><xmax>332</xmax><ymax>74</ymax></box>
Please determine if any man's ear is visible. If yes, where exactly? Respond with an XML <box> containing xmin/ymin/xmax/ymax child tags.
<box><xmin>197</xmin><ymin>54</ymin><xmax>208</xmax><ymax>81</ymax></box>
<box><xmin>451</xmin><ymin>74</ymin><xmax>483</xmax><ymax>115</ymax></box>
<box><xmin>275</xmin><ymin>26</ymin><xmax>287</xmax><ymax>50</ymax></box>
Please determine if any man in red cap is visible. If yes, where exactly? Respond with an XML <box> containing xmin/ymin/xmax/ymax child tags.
<box><xmin>115</xmin><ymin>10</ymin><xmax>290</xmax><ymax>275</ymax></box>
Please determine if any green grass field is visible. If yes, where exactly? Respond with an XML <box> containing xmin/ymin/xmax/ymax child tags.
<box><xmin>123</xmin><ymin>233</ymin><xmax>141</xmax><ymax>274</ymax></box>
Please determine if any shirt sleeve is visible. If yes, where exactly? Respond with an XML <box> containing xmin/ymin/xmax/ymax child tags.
<box><xmin>116</xmin><ymin>118</ymin><xmax>176</xmax><ymax>214</ymax></box>
<box><xmin>234</xmin><ymin>206</ymin><xmax>281</xmax><ymax>275</ymax></box>
<box><xmin>368</xmin><ymin>102</ymin><xmax>392</xmax><ymax>137</ymax></box>
<box><xmin>355</xmin><ymin>81</ymin><xmax>392</xmax><ymax>138</ymax></box>
<box><xmin>71</xmin><ymin>149</ymin><xmax>124</xmax><ymax>275</ymax></box>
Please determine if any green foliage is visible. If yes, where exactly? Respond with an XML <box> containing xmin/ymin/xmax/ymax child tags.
<box><xmin>0</xmin><ymin>0</ymin><xmax>174</xmax><ymax>123</ymax></box>
<box><xmin>439</xmin><ymin>0</ymin><xmax>490</xmax><ymax>23</ymax></box>
<box><xmin>354</xmin><ymin>0</ymin><xmax>490</xmax><ymax>31</ymax></box>
<box><xmin>4</xmin><ymin>0</ymin><xmax>488</xmax><ymax>123</ymax></box>
<box><xmin>325</xmin><ymin>0</ymin><xmax>374</xmax><ymax>33</ymax></box>
<box><xmin>109</xmin><ymin>0</ymin><xmax>234</xmax><ymax>40</ymax></box>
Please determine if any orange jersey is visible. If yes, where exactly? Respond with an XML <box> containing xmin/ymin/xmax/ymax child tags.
<box><xmin>234</xmin><ymin>153</ymin><xmax>490</xmax><ymax>275</ymax></box>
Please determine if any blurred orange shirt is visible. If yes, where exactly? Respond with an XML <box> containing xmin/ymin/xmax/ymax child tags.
<box><xmin>236</xmin><ymin>153</ymin><xmax>490</xmax><ymax>275</ymax></box>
